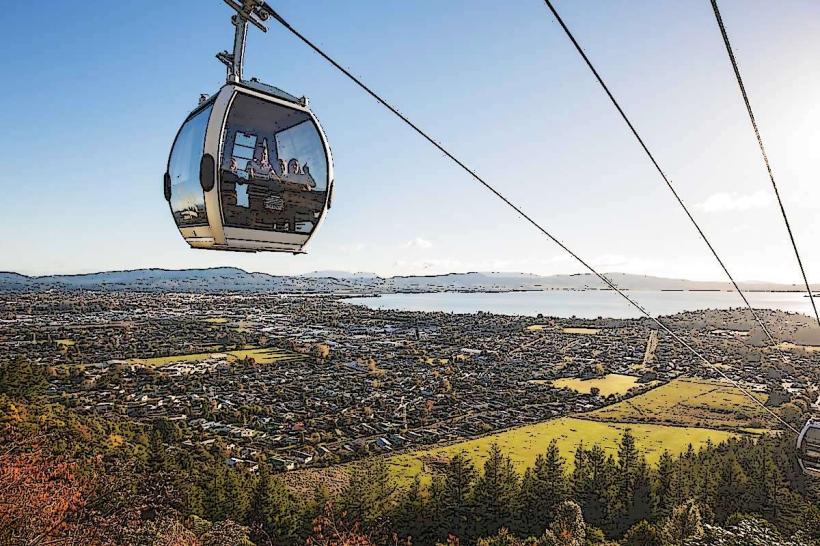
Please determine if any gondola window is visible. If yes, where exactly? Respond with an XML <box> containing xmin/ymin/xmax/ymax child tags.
<box><xmin>168</xmin><ymin>104</ymin><xmax>212</xmax><ymax>227</ymax></box>
<box><xmin>220</xmin><ymin>93</ymin><xmax>329</xmax><ymax>234</ymax></box>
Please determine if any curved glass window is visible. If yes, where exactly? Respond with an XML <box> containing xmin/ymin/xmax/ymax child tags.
<box><xmin>220</xmin><ymin>93</ymin><xmax>328</xmax><ymax>234</ymax></box>
<box><xmin>169</xmin><ymin>104</ymin><xmax>212</xmax><ymax>227</ymax></box>
<box><xmin>804</xmin><ymin>427</ymin><xmax>820</xmax><ymax>455</ymax></box>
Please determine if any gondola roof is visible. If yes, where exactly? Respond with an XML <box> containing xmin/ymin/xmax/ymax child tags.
<box><xmin>237</xmin><ymin>78</ymin><xmax>303</xmax><ymax>105</ymax></box>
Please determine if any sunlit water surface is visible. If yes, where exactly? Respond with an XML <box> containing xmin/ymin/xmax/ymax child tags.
<box><xmin>344</xmin><ymin>290</ymin><xmax>815</xmax><ymax>319</ymax></box>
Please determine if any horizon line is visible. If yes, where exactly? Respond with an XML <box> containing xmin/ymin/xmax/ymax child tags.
<box><xmin>0</xmin><ymin>266</ymin><xmax>811</xmax><ymax>286</ymax></box>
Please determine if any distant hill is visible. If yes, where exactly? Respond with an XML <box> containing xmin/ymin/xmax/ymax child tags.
<box><xmin>0</xmin><ymin>268</ymin><xmax>386</xmax><ymax>294</ymax></box>
<box><xmin>302</xmin><ymin>270</ymin><xmax>380</xmax><ymax>279</ymax></box>
<box><xmin>381</xmin><ymin>272</ymin><xmax>806</xmax><ymax>293</ymax></box>
<box><xmin>0</xmin><ymin>268</ymin><xmax>810</xmax><ymax>294</ymax></box>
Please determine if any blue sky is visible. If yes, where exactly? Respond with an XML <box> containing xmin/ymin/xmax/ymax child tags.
<box><xmin>2</xmin><ymin>0</ymin><xmax>820</xmax><ymax>282</ymax></box>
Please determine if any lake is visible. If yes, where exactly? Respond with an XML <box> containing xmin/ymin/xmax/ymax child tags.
<box><xmin>344</xmin><ymin>290</ymin><xmax>815</xmax><ymax>319</ymax></box>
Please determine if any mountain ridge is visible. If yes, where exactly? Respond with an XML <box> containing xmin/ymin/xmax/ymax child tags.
<box><xmin>0</xmin><ymin>268</ymin><xmax>812</xmax><ymax>294</ymax></box>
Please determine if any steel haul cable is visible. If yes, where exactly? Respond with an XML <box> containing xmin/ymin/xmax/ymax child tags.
<box><xmin>262</xmin><ymin>3</ymin><xmax>797</xmax><ymax>433</ymax></box>
<box><xmin>539</xmin><ymin>0</ymin><xmax>810</xmax><ymax>354</ymax></box>
<box><xmin>709</xmin><ymin>0</ymin><xmax>819</xmax><ymax>328</ymax></box>
<box><xmin>541</xmin><ymin>0</ymin><xmax>817</xmax><ymax>395</ymax></box>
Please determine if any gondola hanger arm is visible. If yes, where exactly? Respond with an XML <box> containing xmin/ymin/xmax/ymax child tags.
<box><xmin>219</xmin><ymin>0</ymin><xmax>272</xmax><ymax>82</ymax></box>
<box><xmin>222</xmin><ymin>0</ymin><xmax>269</xmax><ymax>32</ymax></box>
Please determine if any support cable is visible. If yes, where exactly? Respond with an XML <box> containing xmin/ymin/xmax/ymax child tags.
<box><xmin>539</xmin><ymin>0</ymin><xmax>791</xmax><ymax>350</ymax></box>
<box><xmin>710</xmin><ymin>0</ymin><xmax>819</xmax><ymax>328</ymax></box>
<box><xmin>263</xmin><ymin>3</ymin><xmax>797</xmax><ymax>433</ymax></box>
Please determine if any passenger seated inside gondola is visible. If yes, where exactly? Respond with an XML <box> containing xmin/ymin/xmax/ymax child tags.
<box><xmin>287</xmin><ymin>158</ymin><xmax>299</xmax><ymax>176</ymax></box>
<box><xmin>302</xmin><ymin>164</ymin><xmax>316</xmax><ymax>189</ymax></box>
<box><xmin>245</xmin><ymin>139</ymin><xmax>282</xmax><ymax>181</ymax></box>
<box><xmin>214</xmin><ymin>94</ymin><xmax>330</xmax><ymax>238</ymax></box>
<box><xmin>282</xmin><ymin>159</ymin><xmax>315</xmax><ymax>190</ymax></box>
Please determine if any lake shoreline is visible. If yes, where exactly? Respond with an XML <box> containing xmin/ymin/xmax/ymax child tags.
<box><xmin>343</xmin><ymin>289</ymin><xmax>817</xmax><ymax>319</ymax></box>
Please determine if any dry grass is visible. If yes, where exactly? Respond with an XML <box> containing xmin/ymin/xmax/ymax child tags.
<box><xmin>562</xmin><ymin>327</ymin><xmax>600</xmax><ymax>335</ymax></box>
<box><xmin>551</xmin><ymin>374</ymin><xmax>641</xmax><ymax>397</ymax></box>
<box><xmin>777</xmin><ymin>342</ymin><xmax>820</xmax><ymax>353</ymax></box>
<box><xmin>128</xmin><ymin>347</ymin><xmax>299</xmax><ymax>366</ymax></box>
<box><xmin>589</xmin><ymin>378</ymin><xmax>770</xmax><ymax>429</ymax></box>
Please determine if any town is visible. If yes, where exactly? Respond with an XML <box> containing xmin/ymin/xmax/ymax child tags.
<box><xmin>1</xmin><ymin>290</ymin><xmax>818</xmax><ymax>473</ymax></box>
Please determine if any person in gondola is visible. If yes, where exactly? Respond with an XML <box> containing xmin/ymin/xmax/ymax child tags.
<box><xmin>221</xmin><ymin>157</ymin><xmax>248</xmax><ymax>209</ymax></box>
<box><xmin>248</xmin><ymin>139</ymin><xmax>274</xmax><ymax>179</ymax></box>
<box><xmin>286</xmin><ymin>158</ymin><xmax>311</xmax><ymax>191</ymax></box>
<box><xmin>302</xmin><ymin>164</ymin><xmax>316</xmax><ymax>190</ymax></box>
<box><xmin>287</xmin><ymin>158</ymin><xmax>300</xmax><ymax>176</ymax></box>
<box><xmin>245</xmin><ymin>141</ymin><xmax>278</xmax><ymax>223</ymax></box>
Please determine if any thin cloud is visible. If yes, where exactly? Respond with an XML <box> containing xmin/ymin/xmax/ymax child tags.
<box><xmin>393</xmin><ymin>258</ymin><xmax>463</xmax><ymax>273</ymax></box>
<box><xmin>337</xmin><ymin>242</ymin><xmax>368</xmax><ymax>252</ymax></box>
<box><xmin>591</xmin><ymin>254</ymin><xmax>629</xmax><ymax>268</ymax></box>
<box><xmin>694</xmin><ymin>190</ymin><xmax>772</xmax><ymax>213</ymax></box>
<box><xmin>402</xmin><ymin>237</ymin><xmax>433</xmax><ymax>249</ymax></box>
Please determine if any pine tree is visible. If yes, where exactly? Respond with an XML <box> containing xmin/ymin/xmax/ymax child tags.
<box><xmin>653</xmin><ymin>451</ymin><xmax>675</xmax><ymax>523</ymax></box>
<box><xmin>538</xmin><ymin>439</ymin><xmax>569</xmax><ymax>523</ymax></box>
<box><xmin>572</xmin><ymin>443</ymin><xmax>614</xmax><ymax>531</ymax></box>
<box><xmin>394</xmin><ymin>476</ymin><xmax>433</xmax><ymax>544</ymax></box>
<box><xmin>618</xmin><ymin>429</ymin><xmax>640</xmax><ymax>478</ymax></box>
<box><xmin>661</xmin><ymin>499</ymin><xmax>703</xmax><ymax>546</ymax></box>
<box><xmin>621</xmin><ymin>520</ymin><xmax>662</xmax><ymax>546</ymax></box>
<box><xmin>742</xmin><ymin>445</ymin><xmax>780</xmax><ymax>523</ymax></box>
<box><xmin>0</xmin><ymin>358</ymin><xmax>48</xmax><ymax>399</ymax></box>
<box><xmin>146</xmin><ymin>430</ymin><xmax>167</xmax><ymax>473</ymax></box>
<box><xmin>312</xmin><ymin>482</ymin><xmax>332</xmax><ymax>514</ymax></box>
<box><xmin>516</xmin><ymin>466</ymin><xmax>541</xmax><ymax>537</ymax></box>
<box><xmin>202</xmin><ymin>464</ymin><xmax>229</xmax><ymax>522</ymax></box>
<box><xmin>438</xmin><ymin>451</ymin><xmax>477</xmax><ymax>540</ymax></box>
<box><xmin>516</xmin><ymin>439</ymin><xmax>570</xmax><ymax>538</ymax></box>
<box><xmin>713</xmin><ymin>454</ymin><xmax>748</xmax><ymax>524</ymax></box>
<box><xmin>475</xmin><ymin>527</ymin><xmax>525</xmax><ymax>546</ymax></box>
<box><xmin>247</xmin><ymin>467</ymin><xmax>300</xmax><ymax>545</ymax></box>
<box><xmin>224</xmin><ymin>469</ymin><xmax>249</xmax><ymax>523</ymax></box>
<box><xmin>179</xmin><ymin>480</ymin><xmax>205</xmax><ymax>517</ymax></box>
<box><xmin>612</xmin><ymin>429</ymin><xmax>641</xmax><ymax>534</ymax></box>
<box><xmin>770</xmin><ymin>432</ymin><xmax>807</xmax><ymax>495</ymax></box>
<box><xmin>698</xmin><ymin>452</ymin><xmax>718</xmax><ymax>517</ymax></box>
<box><xmin>339</xmin><ymin>457</ymin><xmax>394</xmax><ymax>533</ymax></box>
<box><xmin>428</xmin><ymin>474</ymin><xmax>448</xmax><ymax>541</ymax></box>
<box><xmin>472</xmin><ymin>444</ymin><xmax>520</xmax><ymax>539</ymax></box>
<box><xmin>629</xmin><ymin>460</ymin><xmax>653</xmax><ymax>529</ymax></box>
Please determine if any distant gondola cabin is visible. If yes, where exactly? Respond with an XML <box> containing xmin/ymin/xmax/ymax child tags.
<box><xmin>797</xmin><ymin>418</ymin><xmax>820</xmax><ymax>477</ymax></box>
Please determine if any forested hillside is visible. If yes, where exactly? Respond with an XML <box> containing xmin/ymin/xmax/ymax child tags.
<box><xmin>2</xmin><ymin>359</ymin><xmax>819</xmax><ymax>546</ymax></box>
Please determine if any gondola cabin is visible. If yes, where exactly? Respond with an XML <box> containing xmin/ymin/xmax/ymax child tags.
<box><xmin>165</xmin><ymin>79</ymin><xmax>333</xmax><ymax>253</ymax></box>
<box><xmin>797</xmin><ymin>418</ymin><xmax>820</xmax><ymax>477</ymax></box>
